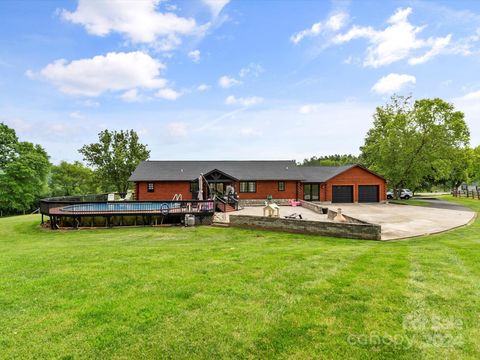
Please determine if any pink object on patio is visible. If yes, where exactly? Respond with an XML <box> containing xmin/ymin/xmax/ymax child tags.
<box><xmin>289</xmin><ymin>199</ymin><xmax>301</xmax><ymax>207</ymax></box>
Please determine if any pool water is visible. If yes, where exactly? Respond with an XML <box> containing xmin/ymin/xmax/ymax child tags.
<box><xmin>60</xmin><ymin>202</ymin><xmax>214</xmax><ymax>213</ymax></box>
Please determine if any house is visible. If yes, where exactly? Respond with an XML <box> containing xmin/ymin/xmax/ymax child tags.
<box><xmin>458</xmin><ymin>182</ymin><xmax>479</xmax><ymax>192</ymax></box>
<box><xmin>129</xmin><ymin>160</ymin><xmax>387</xmax><ymax>203</ymax></box>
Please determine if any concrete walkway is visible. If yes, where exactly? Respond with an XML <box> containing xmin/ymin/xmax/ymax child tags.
<box><xmin>336</xmin><ymin>203</ymin><xmax>475</xmax><ymax>240</ymax></box>
<box><xmin>232</xmin><ymin>205</ymin><xmax>329</xmax><ymax>221</ymax></box>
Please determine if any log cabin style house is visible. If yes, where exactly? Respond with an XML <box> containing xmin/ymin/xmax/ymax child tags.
<box><xmin>129</xmin><ymin>160</ymin><xmax>387</xmax><ymax>203</ymax></box>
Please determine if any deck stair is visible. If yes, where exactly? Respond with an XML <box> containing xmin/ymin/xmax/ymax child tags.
<box><xmin>214</xmin><ymin>195</ymin><xmax>237</xmax><ymax>212</ymax></box>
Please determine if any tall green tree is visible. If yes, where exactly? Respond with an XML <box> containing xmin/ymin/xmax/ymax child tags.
<box><xmin>431</xmin><ymin>147</ymin><xmax>473</xmax><ymax>189</ymax></box>
<box><xmin>0</xmin><ymin>122</ymin><xmax>18</xmax><ymax>169</ymax></box>
<box><xmin>49</xmin><ymin>161</ymin><xmax>98</xmax><ymax>196</ymax></box>
<box><xmin>302</xmin><ymin>154</ymin><xmax>360</xmax><ymax>166</ymax></box>
<box><xmin>0</xmin><ymin>137</ymin><xmax>50</xmax><ymax>214</ymax></box>
<box><xmin>79</xmin><ymin>129</ymin><xmax>150</xmax><ymax>195</ymax></box>
<box><xmin>361</xmin><ymin>96</ymin><xmax>470</xmax><ymax>196</ymax></box>
<box><xmin>472</xmin><ymin>145</ymin><xmax>480</xmax><ymax>183</ymax></box>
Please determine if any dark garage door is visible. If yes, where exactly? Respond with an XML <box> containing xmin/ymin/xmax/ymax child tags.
<box><xmin>359</xmin><ymin>185</ymin><xmax>379</xmax><ymax>203</ymax></box>
<box><xmin>332</xmin><ymin>185</ymin><xmax>353</xmax><ymax>203</ymax></box>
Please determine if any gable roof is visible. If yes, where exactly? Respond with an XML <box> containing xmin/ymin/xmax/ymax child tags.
<box><xmin>298</xmin><ymin>164</ymin><xmax>386</xmax><ymax>182</ymax></box>
<box><xmin>129</xmin><ymin>161</ymin><xmax>386</xmax><ymax>183</ymax></box>
<box><xmin>128</xmin><ymin>160</ymin><xmax>303</xmax><ymax>181</ymax></box>
<box><xmin>298</xmin><ymin>165</ymin><xmax>355</xmax><ymax>182</ymax></box>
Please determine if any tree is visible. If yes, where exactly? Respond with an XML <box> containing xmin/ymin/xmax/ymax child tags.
<box><xmin>472</xmin><ymin>146</ymin><xmax>480</xmax><ymax>183</ymax></box>
<box><xmin>49</xmin><ymin>161</ymin><xmax>99</xmax><ymax>196</ymax></box>
<box><xmin>431</xmin><ymin>147</ymin><xmax>473</xmax><ymax>190</ymax></box>
<box><xmin>302</xmin><ymin>154</ymin><xmax>360</xmax><ymax>166</ymax></box>
<box><xmin>361</xmin><ymin>96</ymin><xmax>470</xmax><ymax>197</ymax></box>
<box><xmin>0</xmin><ymin>139</ymin><xmax>50</xmax><ymax>214</ymax></box>
<box><xmin>0</xmin><ymin>122</ymin><xmax>18</xmax><ymax>169</ymax></box>
<box><xmin>79</xmin><ymin>129</ymin><xmax>150</xmax><ymax>195</ymax></box>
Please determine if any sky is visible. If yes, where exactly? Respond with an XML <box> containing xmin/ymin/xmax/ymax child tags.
<box><xmin>1</xmin><ymin>0</ymin><xmax>480</xmax><ymax>164</ymax></box>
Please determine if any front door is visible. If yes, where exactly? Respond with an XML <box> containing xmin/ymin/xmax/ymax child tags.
<box><xmin>304</xmin><ymin>183</ymin><xmax>320</xmax><ymax>201</ymax></box>
<box><xmin>209</xmin><ymin>182</ymin><xmax>226</xmax><ymax>195</ymax></box>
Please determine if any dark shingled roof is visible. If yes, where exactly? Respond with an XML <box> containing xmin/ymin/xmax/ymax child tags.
<box><xmin>129</xmin><ymin>160</ymin><xmax>303</xmax><ymax>181</ymax></box>
<box><xmin>129</xmin><ymin>161</ymin><xmax>384</xmax><ymax>183</ymax></box>
<box><xmin>298</xmin><ymin>165</ymin><xmax>355</xmax><ymax>182</ymax></box>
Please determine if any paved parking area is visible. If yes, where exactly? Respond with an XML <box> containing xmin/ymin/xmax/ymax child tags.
<box><xmin>336</xmin><ymin>203</ymin><xmax>475</xmax><ymax>240</ymax></box>
<box><xmin>232</xmin><ymin>205</ymin><xmax>329</xmax><ymax>221</ymax></box>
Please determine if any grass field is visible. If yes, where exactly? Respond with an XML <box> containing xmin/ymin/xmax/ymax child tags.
<box><xmin>1</xmin><ymin>196</ymin><xmax>479</xmax><ymax>359</ymax></box>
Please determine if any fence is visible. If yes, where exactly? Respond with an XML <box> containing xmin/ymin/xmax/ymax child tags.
<box><xmin>452</xmin><ymin>189</ymin><xmax>480</xmax><ymax>200</ymax></box>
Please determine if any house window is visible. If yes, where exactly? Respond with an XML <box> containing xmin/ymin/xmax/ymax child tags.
<box><xmin>147</xmin><ymin>183</ymin><xmax>154</xmax><ymax>192</ymax></box>
<box><xmin>240</xmin><ymin>181</ymin><xmax>256</xmax><ymax>193</ymax></box>
<box><xmin>190</xmin><ymin>181</ymin><xmax>199</xmax><ymax>193</ymax></box>
<box><xmin>278</xmin><ymin>181</ymin><xmax>285</xmax><ymax>191</ymax></box>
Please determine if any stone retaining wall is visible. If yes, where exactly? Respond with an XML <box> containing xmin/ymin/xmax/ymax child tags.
<box><xmin>229</xmin><ymin>215</ymin><xmax>381</xmax><ymax>240</ymax></box>
<box><xmin>298</xmin><ymin>200</ymin><xmax>328</xmax><ymax>214</ymax></box>
<box><xmin>326</xmin><ymin>209</ymin><xmax>371</xmax><ymax>225</ymax></box>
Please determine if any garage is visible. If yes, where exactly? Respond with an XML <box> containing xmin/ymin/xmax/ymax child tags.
<box><xmin>358</xmin><ymin>185</ymin><xmax>379</xmax><ymax>203</ymax></box>
<box><xmin>332</xmin><ymin>185</ymin><xmax>353</xmax><ymax>203</ymax></box>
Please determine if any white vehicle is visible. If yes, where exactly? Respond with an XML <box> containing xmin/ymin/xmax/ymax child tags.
<box><xmin>387</xmin><ymin>189</ymin><xmax>413</xmax><ymax>200</ymax></box>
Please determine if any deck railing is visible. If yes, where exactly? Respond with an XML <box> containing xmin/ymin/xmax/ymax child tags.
<box><xmin>40</xmin><ymin>198</ymin><xmax>215</xmax><ymax>216</ymax></box>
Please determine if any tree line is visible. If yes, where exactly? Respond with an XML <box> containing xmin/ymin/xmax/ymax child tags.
<box><xmin>0</xmin><ymin>125</ymin><xmax>149</xmax><ymax>215</ymax></box>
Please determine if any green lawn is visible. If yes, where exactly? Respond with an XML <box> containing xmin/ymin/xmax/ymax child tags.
<box><xmin>1</xmin><ymin>196</ymin><xmax>479</xmax><ymax>359</ymax></box>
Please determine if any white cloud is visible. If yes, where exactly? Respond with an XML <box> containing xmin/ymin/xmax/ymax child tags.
<box><xmin>332</xmin><ymin>7</ymin><xmax>455</xmax><ymax>67</ymax></box>
<box><xmin>239</xmin><ymin>127</ymin><xmax>260</xmax><ymax>137</ymax></box>
<box><xmin>80</xmin><ymin>99</ymin><xmax>100</xmax><ymax>107</ymax></box>
<box><xmin>60</xmin><ymin>0</ymin><xmax>200</xmax><ymax>50</ymax></box>
<box><xmin>156</xmin><ymin>88</ymin><xmax>182</xmax><ymax>100</ymax></box>
<box><xmin>291</xmin><ymin>11</ymin><xmax>349</xmax><ymax>44</ymax></box>
<box><xmin>218</xmin><ymin>75</ymin><xmax>241</xmax><ymax>88</ymax></box>
<box><xmin>202</xmin><ymin>0</ymin><xmax>230</xmax><ymax>17</ymax></box>
<box><xmin>121</xmin><ymin>89</ymin><xmax>143</xmax><ymax>102</ymax></box>
<box><xmin>69</xmin><ymin>111</ymin><xmax>83</xmax><ymax>119</ymax></box>
<box><xmin>37</xmin><ymin>51</ymin><xmax>166</xmax><ymax>96</ymax></box>
<box><xmin>188</xmin><ymin>49</ymin><xmax>201</xmax><ymax>63</ymax></box>
<box><xmin>299</xmin><ymin>104</ymin><xmax>317</xmax><ymax>114</ymax></box>
<box><xmin>371</xmin><ymin>73</ymin><xmax>416</xmax><ymax>94</ymax></box>
<box><xmin>225</xmin><ymin>95</ymin><xmax>263</xmax><ymax>107</ymax></box>
<box><xmin>408</xmin><ymin>34</ymin><xmax>452</xmax><ymax>65</ymax></box>
<box><xmin>457</xmin><ymin>90</ymin><xmax>480</xmax><ymax>101</ymax></box>
<box><xmin>197</xmin><ymin>84</ymin><xmax>210</xmax><ymax>91</ymax></box>
<box><xmin>239</xmin><ymin>63</ymin><xmax>264</xmax><ymax>78</ymax></box>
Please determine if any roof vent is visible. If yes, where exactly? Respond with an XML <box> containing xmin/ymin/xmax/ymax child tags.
<box><xmin>180</xmin><ymin>168</ymin><xmax>184</xmax><ymax>172</ymax></box>
<box><xmin>286</xmin><ymin>166</ymin><xmax>289</xmax><ymax>170</ymax></box>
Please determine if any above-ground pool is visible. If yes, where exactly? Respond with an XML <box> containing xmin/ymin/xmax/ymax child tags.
<box><xmin>59</xmin><ymin>201</ymin><xmax>214</xmax><ymax>214</ymax></box>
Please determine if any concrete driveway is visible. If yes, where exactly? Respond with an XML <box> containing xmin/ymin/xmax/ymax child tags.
<box><xmin>336</xmin><ymin>203</ymin><xmax>476</xmax><ymax>240</ymax></box>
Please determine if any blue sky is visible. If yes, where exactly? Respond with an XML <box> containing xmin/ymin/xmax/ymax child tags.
<box><xmin>1</xmin><ymin>0</ymin><xmax>480</xmax><ymax>164</ymax></box>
